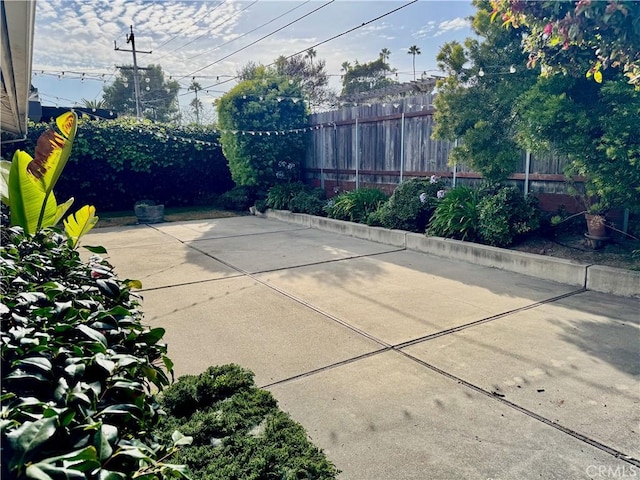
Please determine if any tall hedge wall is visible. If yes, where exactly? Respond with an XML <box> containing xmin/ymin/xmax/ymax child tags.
<box><xmin>1</xmin><ymin>118</ymin><xmax>233</xmax><ymax>212</ymax></box>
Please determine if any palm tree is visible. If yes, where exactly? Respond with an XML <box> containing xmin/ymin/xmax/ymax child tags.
<box><xmin>340</xmin><ymin>61</ymin><xmax>351</xmax><ymax>73</ymax></box>
<box><xmin>379</xmin><ymin>48</ymin><xmax>391</xmax><ymax>63</ymax></box>
<box><xmin>306</xmin><ymin>48</ymin><xmax>317</xmax><ymax>66</ymax></box>
<box><xmin>407</xmin><ymin>45</ymin><xmax>421</xmax><ymax>80</ymax></box>
<box><xmin>81</xmin><ymin>98</ymin><xmax>106</xmax><ymax>110</ymax></box>
<box><xmin>188</xmin><ymin>80</ymin><xmax>202</xmax><ymax>124</ymax></box>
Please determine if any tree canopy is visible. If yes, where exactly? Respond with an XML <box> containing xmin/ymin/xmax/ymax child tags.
<box><xmin>102</xmin><ymin>64</ymin><xmax>180</xmax><ymax>122</ymax></box>
<box><xmin>340</xmin><ymin>57</ymin><xmax>397</xmax><ymax>98</ymax></box>
<box><xmin>217</xmin><ymin>66</ymin><xmax>308</xmax><ymax>191</ymax></box>
<box><xmin>490</xmin><ymin>0</ymin><xmax>640</xmax><ymax>86</ymax></box>
<box><xmin>434</xmin><ymin>0</ymin><xmax>640</xmax><ymax>211</ymax></box>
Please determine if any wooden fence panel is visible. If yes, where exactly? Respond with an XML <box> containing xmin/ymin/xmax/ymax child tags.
<box><xmin>303</xmin><ymin>93</ymin><xmax>579</xmax><ymax>208</ymax></box>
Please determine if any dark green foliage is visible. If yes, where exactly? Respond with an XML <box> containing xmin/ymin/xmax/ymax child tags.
<box><xmin>266</xmin><ymin>182</ymin><xmax>307</xmax><ymax>210</ymax></box>
<box><xmin>324</xmin><ymin>188</ymin><xmax>388</xmax><ymax>223</ymax></box>
<box><xmin>265</xmin><ymin>182</ymin><xmax>325</xmax><ymax>215</ymax></box>
<box><xmin>216</xmin><ymin>186</ymin><xmax>256</xmax><ymax>212</ymax></box>
<box><xmin>1</xmin><ymin>118</ymin><xmax>232</xmax><ymax>211</ymax></box>
<box><xmin>478</xmin><ymin>187</ymin><xmax>540</xmax><ymax>247</ymax></box>
<box><xmin>156</xmin><ymin>365</ymin><xmax>339</xmax><ymax>480</ymax></box>
<box><xmin>427</xmin><ymin>185</ymin><xmax>541</xmax><ymax>247</ymax></box>
<box><xmin>217</xmin><ymin>69</ymin><xmax>307</xmax><ymax>191</ymax></box>
<box><xmin>0</xmin><ymin>226</ymin><xmax>187</xmax><ymax>479</ymax></box>
<box><xmin>289</xmin><ymin>189</ymin><xmax>326</xmax><ymax>216</ymax></box>
<box><xmin>367</xmin><ymin>177</ymin><xmax>445</xmax><ymax>233</ymax></box>
<box><xmin>427</xmin><ymin>186</ymin><xmax>481</xmax><ymax>241</ymax></box>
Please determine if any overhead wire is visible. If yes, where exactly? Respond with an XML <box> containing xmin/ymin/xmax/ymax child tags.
<box><xmin>184</xmin><ymin>0</ymin><xmax>311</xmax><ymax>61</ymax></box>
<box><xmin>177</xmin><ymin>0</ymin><xmax>335</xmax><ymax>81</ymax></box>
<box><xmin>153</xmin><ymin>0</ymin><xmax>259</xmax><ymax>62</ymax></box>
<box><xmin>184</xmin><ymin>0</ymin><xmax>419</xmax><ymax>95</ymax></box>
<box><xmin>154</xmin><ymin>0</ymin><xmax>227</xmax><ymax>51</ymax></box>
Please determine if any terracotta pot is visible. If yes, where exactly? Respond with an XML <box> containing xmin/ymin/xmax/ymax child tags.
<box><xmin>585</xmin><ymin>213</ymin><xmax>606</xmax><ymax>238</ymax></box>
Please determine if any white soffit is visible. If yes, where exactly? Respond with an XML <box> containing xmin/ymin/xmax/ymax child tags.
<box><xmin>1</xmin><ymin>0</ymin><xmax>37</xmax><ymax>137</ymax></box>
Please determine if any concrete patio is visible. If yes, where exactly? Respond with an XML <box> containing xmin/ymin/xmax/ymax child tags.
<box><xmin>84</xmin><ymin>215</ymin><xmax>639</xmax><ymax>480</ymax></box>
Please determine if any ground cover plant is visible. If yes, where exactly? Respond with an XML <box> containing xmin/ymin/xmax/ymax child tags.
<box><xmin>154</xmin><ymin>365</ymin><xmax>340</xmax><ymax>480</ymax></box>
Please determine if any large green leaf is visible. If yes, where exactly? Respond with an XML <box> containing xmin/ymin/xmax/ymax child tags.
<box><xmin>6</xmin><ymin>416</ymin><xmax>58</xmax><ymax>469</ymax></box>
<box><xmin>8</xmin><ymin>151</ymin><xmax>58</xmax><ymax>234</ymax></box>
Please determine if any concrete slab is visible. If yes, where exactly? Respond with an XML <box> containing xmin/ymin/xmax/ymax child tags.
<box><xmin>85</xmin><ymin>224</ymin><xmax>181</xmax><ymax>249</ymax></box>
<box><xmin>257</xmin><ymin>250</ymin><xmax>580</xmax><ymax>345</ymax></box>
<box><xmin>154</xmin><ymin>216</ymin><xmax>306</xmax><ymax>242</ymax></box>
<box><xmin>191</xmin><ymin>228</ymin><xmax>400</xmax><ymax>274</ymax></box>
<box><xmin>142</xmin><ymin>276</ymin><xmax>383</xmax><ymax>383</ymax></box>
<box><xmin>403</xmin><ymin>290</ymin><xmax>640</xmax><ymax>457</ymax></box>
<box><xmin>91</xmin><ymin>242</ymin><xmax>240</xmax><ymax>290</ymax></box>
<box><xmin>269</xmin><ymin>351</ymin><xmax>632</xmax><ymax>480</ymax></box>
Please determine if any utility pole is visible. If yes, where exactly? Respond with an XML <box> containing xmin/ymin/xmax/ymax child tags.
<box><xmin>114</xmin><ymin>26</ymin><xmax>151</xmax><ymax>119</ymax></box>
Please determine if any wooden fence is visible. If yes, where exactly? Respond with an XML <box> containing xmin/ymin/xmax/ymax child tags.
<box><xmin>303</xmin><ymin>94</ymin><xmax>583</xmax><ymax>212</ymax></box>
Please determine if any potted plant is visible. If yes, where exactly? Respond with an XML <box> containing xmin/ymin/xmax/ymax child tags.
<box><xmin>134</xmin><ymin>200</ymin><xmax>164</xmax><ymax>224</ymax></box>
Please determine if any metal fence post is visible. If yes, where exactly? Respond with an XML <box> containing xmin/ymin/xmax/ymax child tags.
<box><xmin>399</xmin><ymin>111</ymin><xmax>405</xmax><ymax>183</ymax></box>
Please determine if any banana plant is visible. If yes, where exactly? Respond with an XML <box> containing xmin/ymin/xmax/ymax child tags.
<box><xmin>0</xmin><ymin>111</ymin><xmax>98</xmax><ymax>246</ymax></box>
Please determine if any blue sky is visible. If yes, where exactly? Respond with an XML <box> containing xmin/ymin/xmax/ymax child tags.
<box><xmin>31</xmin><ymin>0</ymin><xmax>476</xmax><ymax>113</ymax></box>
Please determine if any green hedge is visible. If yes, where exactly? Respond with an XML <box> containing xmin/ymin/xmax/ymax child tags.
<box><xmin>1</xmin><ymin>118</ymin><xmax>233</xmax><ymax>212</ymax></box>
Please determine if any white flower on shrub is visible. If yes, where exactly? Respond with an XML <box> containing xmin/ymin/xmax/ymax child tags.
<box><xmin>437</xmin><ymin>189</ymin><xmax>446</xmax><ymax>199</ymax></box>
<box><xmin>419</xmin><ymin>192</ymin><xmax>428</xmax><ymax>203</ymax></box>
<box><xmin>429</xmin><ymin>175</ymin><xmax>440</xmax><ymax>184</ymax></box>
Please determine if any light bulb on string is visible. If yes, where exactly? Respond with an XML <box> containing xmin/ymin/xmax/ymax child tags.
<box><xmin>478</xmin><ymin>69</ymin><xmax>485</xmax><ymax>77</ymax></box>
<box><xmin>509</xmin><ymin>65</ymin><xmax>516</xmax><ymax>74</ymax></box>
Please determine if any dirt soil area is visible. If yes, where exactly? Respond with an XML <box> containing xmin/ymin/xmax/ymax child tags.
<box><xmin>511</xmin><ymin>232</ymin><xmax>639</xmax><ymax>271</ymax></box>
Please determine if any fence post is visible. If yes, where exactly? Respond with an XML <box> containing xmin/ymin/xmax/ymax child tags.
<box><xmin>399</xmin><ymin>111</ymin><xmax>405</xmax><ymax>183</ymax></box>
<box><xmin>452</xmin><ymin>139</ymin><xmax>458</xmax><ymax>187</ymax></box>
<box><xmin>355</xmin><ymin>115</ymin><xmax>359</xmax><ymax>189</ymax></box>
<box><xmin>524</xmin><ymin>150</ymin><xmax>531</xmax><ymax>197</ymax></box>
<box><xmin>320</xmin><ymin>125</ymin><xmax>325</xmax><ymax>190</ymax></box>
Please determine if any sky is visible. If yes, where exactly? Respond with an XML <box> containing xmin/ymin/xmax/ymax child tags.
<box><xmin>31</xmin><ymin>0</ymin><xmax>477</xmax><ymax>114</ymax></box>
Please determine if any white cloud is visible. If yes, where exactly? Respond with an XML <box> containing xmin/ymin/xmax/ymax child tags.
<box><xmin>434</xmin><ymin>17</ymin><xmax>470</xmax><ymax>37</ymax></box>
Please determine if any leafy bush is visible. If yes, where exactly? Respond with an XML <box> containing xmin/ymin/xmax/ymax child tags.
<box><xmin>155</xmin><ymin>365</ymin><xmax>339</xmax><ymax>479</ymax></box>
<box><xmin>324</xmin><ymin>188</ymin><xmax>388</xmax><ymax>223</ymax></box>
<box><xmin>0</xmin><ymin>226</ymin><xmax>188</xmax><ymax>479</ymax></box>
<box><xmin>289</xmin><ymin>189</ymin><xmax>326</xmax><ymax>216</ymax></box>
<box><xmin>367</xmin><ymin>177</ymin><xmax>446</xmax><ymax>232</ymax></box>
<box><xmin>216</xmin><ymin>185</ymin><xmax>256</xmax><ymax>211</ymax></box>
<box><xmin>427</xmin><ymin>186</ymin><xmax>481</xmax><ymax>241</ymax></box>
<box><xmin>266</xmin><ymin>182</ymin><xmax>307</xmax><ymax>210</ymax></box>
<box><xmin>478</xmin><ymin>187</ymin><xmax>540</xmax><ymax>247</ymax></box>
<box><xmin>1</xmin><ymin>118</ymin><xmax>233</xmax><ymax>211</ymax></box>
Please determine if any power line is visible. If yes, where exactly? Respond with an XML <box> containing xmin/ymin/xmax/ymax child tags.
<box><xmin>178</xmin><ymin>0</ymin><xmax>335</xmax><ymax>81</ymax></box>
<box><xmin>153</xmin><ymin>0</ymin><xmax>258</xmax><ymax>62</ymax></box>
<box><xmin>184</xmin><ymin>0</ymin><xmax>311</xmax><ymax>61</ymax></box>
<box><xmin>184</xmin><ymin>0</ymin><xmax>419</xmax><ymax>96</ymax></box>
<box><xmin>154</xmin><ymin>0</ymin><xmax>227</xmax><ymax>51</ymax></box>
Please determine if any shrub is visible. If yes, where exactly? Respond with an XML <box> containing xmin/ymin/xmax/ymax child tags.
<box><xmin>155</xmin><ymin>365</ymin><xmax>339</xmax><ymax>479</ymax></box>
<box><xmin>367</xmin><ymin>177</ymin><xmax>446</xmax><ymax>232</ymax></box>
<box><xmin>0</xmin><ymin>226</ymin><xmax>187</xmax><ymax>479</ymax></box>
<box><xmin>266</xmin><ymin>182</ymin><xmax>307</xmax><ymax>210</ymax></box>
<box><xmin>289</xmin><ymin>189</ymin><xmax>326</xmax><ymax>216</ymax></box>
<box><xmin>478</xmin><ymin>187</ymin><xmax>540</xmax><ymax>247</ymax></box>
<box><xmin>217</xmin><ymin>185</ymin><xmax>256</xmax><ymax>211</ymax></box>
<box><xmin>427</xmin><ymin>186</ymin><xmax>481</xmax><ymax>241</ymax></box>
<box><xmin>324</xmin><ymin>188</ymin><xmax>388</xmax><ymax>223</ymax></box>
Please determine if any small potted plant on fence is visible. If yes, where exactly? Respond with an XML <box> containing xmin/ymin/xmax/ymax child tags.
<box><xmin>134</xmin><ymin>199</ymin><xmax>164</xmax><ymax>224</ymax></box>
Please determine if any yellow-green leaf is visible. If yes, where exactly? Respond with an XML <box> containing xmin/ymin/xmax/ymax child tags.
<box><xmin>594</xmin><ymin>70</ymin><xmax>603</xmax><ymax>83</ymax></box>
<box><xmin>53</xmin><ymin>197</ymin><xmax>75</xmax><ymax>225</ymax></box>
<box><xmin>126</xmin><ymin>279</ymin><xmax>143</xmax><ymax>289</ymax></box>
<box><xmin>0</xmin><ymin>160</ymin><xmax>10</xmax><ymax>205</ymax></box>
<box><xmin>28</xmin><ymin>111</ymin><xmax>78</xmax><ymax>195</ymax></box>
<box><xmin>64</xmin><ymin>205</ymin><xmax>99</xmax><ymax>248</ymax></box>
<box><xmin>8</xmin><ymin>151</ymin><xmax>58</xmax><ymax>234</ymax></box>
